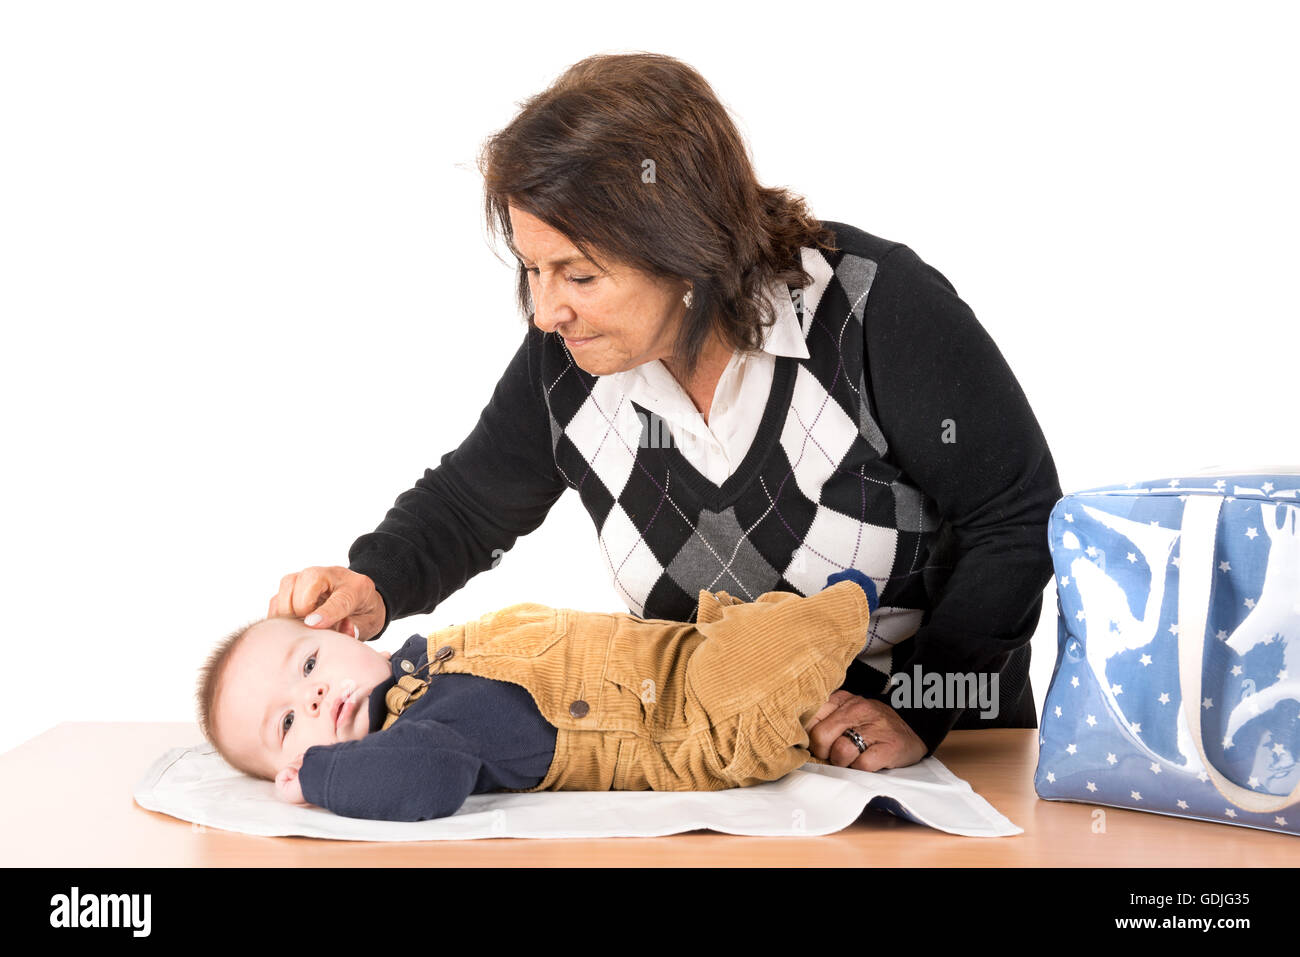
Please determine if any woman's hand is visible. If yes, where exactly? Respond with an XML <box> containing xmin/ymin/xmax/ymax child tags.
<box><xmin>267</xmin><ymin>566</ymin><xmax>386</xmax><ymax>641</ymax></box>
<box><xmin>805</xmin><ymin>690</ymin><xmax>927</xmax><ymax>771</ymax></box>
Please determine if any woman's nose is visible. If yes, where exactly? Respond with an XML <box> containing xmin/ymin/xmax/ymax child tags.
<box><xmin>533</xmin><ymin>299</ymin><xmax>568</xmax><ymax>333</ymax></box>
<box><xmin>533</xmin><ymin>308</ymin><xmax>558</xmax><ymax>333</ymax></box>
<box><xmin>529</xmin><ymin>279</ymin><xmax>573</xmax><ymax>332</ymax></box>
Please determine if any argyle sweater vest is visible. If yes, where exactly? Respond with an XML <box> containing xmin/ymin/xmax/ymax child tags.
<box><xmin>537</xmin><ymin>230</ymin><xmax>944</xmax><ymax>685</ymax></box>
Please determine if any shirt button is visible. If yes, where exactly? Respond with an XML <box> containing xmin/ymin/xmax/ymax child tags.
<box><xmin>569</xmin><ymin>699</ymin><xmax>590</xmax><ymax>718</ymax></box>
<box><xmin>400</xmin><ymin>660</ymin><xmax>415</xmax><ymax>673</ymax></box>
<box><xmin>434</xmin><ymin>645</ymin><xmax>455</xmax><ymax>662</ymax></box>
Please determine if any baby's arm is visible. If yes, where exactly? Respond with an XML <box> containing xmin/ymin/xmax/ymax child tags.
<box><xmin>294</xmin><ymin>719</ymin><xmax>484</xmax><ymax>822</ymax></box>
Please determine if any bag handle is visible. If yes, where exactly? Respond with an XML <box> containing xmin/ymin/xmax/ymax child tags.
<box><xmin>1177</xmin><ymin>494</ymin><xmax>1300</xmax><ymax>813</ymax></box>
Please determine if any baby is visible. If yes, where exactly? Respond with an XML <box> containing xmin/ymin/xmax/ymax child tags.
<box><xmin>196</xmin><ymin>570</ymin><xmax>879</xmax><ymax>821</ymax></box>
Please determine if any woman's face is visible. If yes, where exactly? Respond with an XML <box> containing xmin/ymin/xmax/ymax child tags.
<box><xmin>507</xmin><ymin>205</ymin><xmax>690</xmax><ymax>377</ymax></box>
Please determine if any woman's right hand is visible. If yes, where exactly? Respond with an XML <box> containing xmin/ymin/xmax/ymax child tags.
<box><xmin>266</xmin><ymin>566</ymin><xmax>387</xmax><ymax>641</ymax></box>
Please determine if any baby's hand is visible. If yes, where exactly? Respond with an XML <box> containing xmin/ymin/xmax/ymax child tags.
<box><xmin>274</xmin><ymin>755</ymin><xmax>308</xmax><ymax>806</ymax></box>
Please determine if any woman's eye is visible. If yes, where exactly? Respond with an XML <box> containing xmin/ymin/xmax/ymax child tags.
<box><xmin>523</xmin><ymin>266</ymin><xmax>593</xmax><ymax>285</ymax></box>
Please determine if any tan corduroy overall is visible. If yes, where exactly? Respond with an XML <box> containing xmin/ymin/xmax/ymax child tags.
<box><xmin>379</xmin><ymin>580</ymin><xmax>873</xmax><ymax>792</ymax></box>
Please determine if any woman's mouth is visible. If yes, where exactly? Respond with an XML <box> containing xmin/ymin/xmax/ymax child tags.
<box><xmin>564</xmin><ymin>334</ymin><xmax>599</xmax><ymax>348</ymax></box>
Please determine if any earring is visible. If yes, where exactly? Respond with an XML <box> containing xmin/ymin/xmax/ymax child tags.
<box><xmin>682</xmin><ymin>286</ymin><xmax>694</xmax><ymax>309</ymax></box>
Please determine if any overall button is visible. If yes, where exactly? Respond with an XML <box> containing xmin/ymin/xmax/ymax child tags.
<box><xmin>434</xmin><ymin>645</ymin><xmax>455</xmax><ymax>662</ymax></box>
<box><xmin>569</xmin><ymin>699</ymin><xmax>590</xmax><ymax>718</ymax></box>
<box><xmin>400</xmin><ymin>660</ymin><xmax>415</xmax><ymax>673</ymax></box>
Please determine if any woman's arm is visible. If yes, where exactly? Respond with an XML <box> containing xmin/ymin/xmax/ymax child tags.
<box><xmin>347</xmin><ymin>325</ymin><xmax>568</xmax><ymax>638</ymax></box>
<box><xmin>858</xmin><ymin>242</ymin><xmax>1062</xmax><ymax>757</ymax></box>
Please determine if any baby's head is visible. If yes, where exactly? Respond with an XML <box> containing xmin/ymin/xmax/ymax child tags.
<box><xmin>195</xmin><ymin>616</ymin><xmax>392</xmax><ymax>781</ymax></box>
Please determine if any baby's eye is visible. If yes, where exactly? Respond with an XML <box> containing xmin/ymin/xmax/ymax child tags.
<box><xmin>282</xmin><ymin>712</ymin><xmax>294</xmax><ymax>736</ymax></box>
<box><xmin>304</xmin><ymin>654</ymin><xmax>316</xmax><ymax>675</ymax></box>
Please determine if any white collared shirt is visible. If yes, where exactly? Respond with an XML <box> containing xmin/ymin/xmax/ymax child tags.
<box><xmin>610</xmin><ymin>276</ymin><xmax>811</xmax><ymax>486</ymax></box>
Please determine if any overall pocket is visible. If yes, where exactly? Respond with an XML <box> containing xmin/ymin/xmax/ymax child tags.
<box><xmin>464</xmin><ymin>603</ymin><xmax>567</xmax><ymax>658</ymax></box>
<box><xmin>603</xmin><ymin>618</ymin><xmax>701</xmax><ymax>734</ymax></box>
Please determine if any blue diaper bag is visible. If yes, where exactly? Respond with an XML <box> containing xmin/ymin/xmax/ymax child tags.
<box><xmin>1035</xmin><ymin>468</ymin><xmax>1300</xmax><ymax>836</ymax></box>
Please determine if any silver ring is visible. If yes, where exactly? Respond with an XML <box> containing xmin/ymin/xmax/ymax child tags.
<box><xmin>842</xmin><ymin>728</ymin><xmax>868</xmax><ymax>754</ymax></box>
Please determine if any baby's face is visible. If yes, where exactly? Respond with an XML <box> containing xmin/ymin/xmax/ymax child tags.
<box><xmin>214</xmin><ymin>618</ymin><xmax>393</xmax><ymax>780</ymax></box>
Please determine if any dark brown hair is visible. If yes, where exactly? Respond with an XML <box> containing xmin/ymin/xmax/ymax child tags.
<box><xmin>477</xmin><ymin>51</ymin><xmax>838</xmax><ymax>381</ymax></box>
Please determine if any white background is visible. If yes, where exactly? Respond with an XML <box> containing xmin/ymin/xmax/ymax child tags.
<box><xmin>2</xmin><ymin>0</ymin><xmax>1297</xmax><ymax>757</ymax></box>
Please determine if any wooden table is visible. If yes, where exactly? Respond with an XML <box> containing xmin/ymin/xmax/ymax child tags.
<box><xmin>1</xmin><ymin>723</ymin><xmax>1295</xmax><ymax>867</ymax></box>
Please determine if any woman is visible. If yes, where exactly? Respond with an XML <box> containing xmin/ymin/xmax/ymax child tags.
<box><xmin>268</xmin><ymin>52</ymin><xmax>1062</xmax><ymax>772</ymax></box>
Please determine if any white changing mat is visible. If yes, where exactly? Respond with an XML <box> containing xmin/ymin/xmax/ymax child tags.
<box><xmin>132</xmin><ymin>742</ymin><xmax>1021</xmax><ymax>839</ymax></box>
